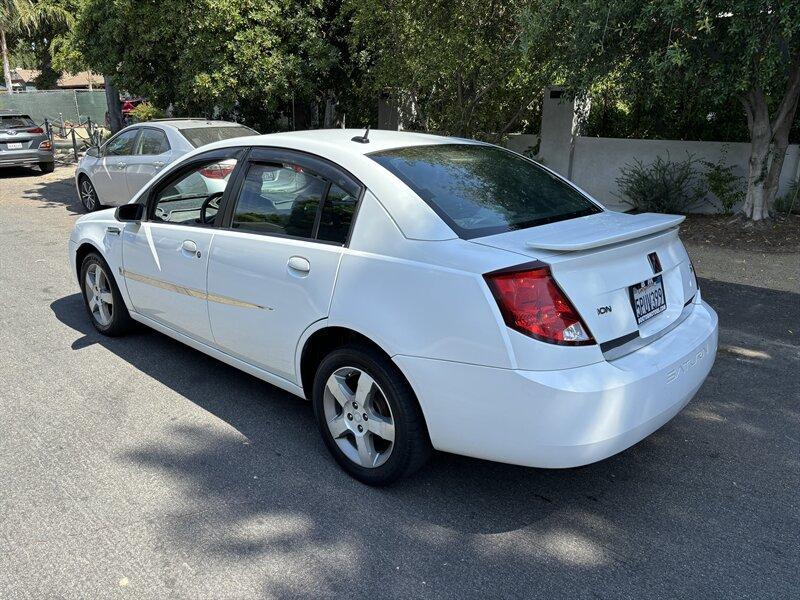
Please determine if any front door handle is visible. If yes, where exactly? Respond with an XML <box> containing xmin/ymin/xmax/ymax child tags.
<box><xmin>181</xmin><ymin>240</ymin><xmax>200</xmax><ymax>258</ymax></box>
<box><xmin>117</xmin><ymin>162</ymin><xmax>127</xmax><ymax>170</ymax></box>
<box><xmin>106</xmin><ymin>226</ymin><xmax>121</xmax><ymax>236</ymax></box>
<box><xmin>287</xmin><ymin>255</ymin><xmax>310</xmax><ymax>274</ymax></box>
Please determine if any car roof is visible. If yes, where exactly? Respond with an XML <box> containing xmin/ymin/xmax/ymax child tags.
<box><xmin>150</xmin><ymin>119</ymin><xmax>251</xmax><ymax>130</ymax></box>
<box><xmin>0</xmin><ymin>110</ymin><xmax>30</xmax><ymax>117</ymax></box>
<box><xmin>221</xmin><ymin>128</ymin><xmax>482</xmax><ymax>158</ymax></box>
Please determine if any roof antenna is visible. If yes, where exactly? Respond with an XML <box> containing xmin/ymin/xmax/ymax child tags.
<box><xmin>351</xmin><ymin>125</ymin><xmax>370</xmax><ymax>144</ymax></box>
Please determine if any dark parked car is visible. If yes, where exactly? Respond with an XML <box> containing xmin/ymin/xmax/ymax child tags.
<box><xmin>0</xmin><ymin>110</ymin><xmax>55</xmax><ymax>173</ymax></box>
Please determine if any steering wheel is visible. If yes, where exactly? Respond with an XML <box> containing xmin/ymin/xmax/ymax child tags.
<box><xmin>200</xmin><ymin>191</ymin><xmax>225</xmax><ymax>224</ymax></box>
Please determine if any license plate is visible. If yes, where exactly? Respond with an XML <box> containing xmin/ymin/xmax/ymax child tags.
<box><xmin>630</xmin><ymin>275</ymin><xmax>667</xmax><ymax>325</ymax></box>
<box><xmin>7</xmin><ymin>142</ymin><xmax>23</xmax><ymax>149</ymax></box>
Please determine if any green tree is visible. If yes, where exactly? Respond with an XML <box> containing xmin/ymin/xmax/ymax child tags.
<box><xmin>1</xmin><ymin>0</ymin><xmax>71</xmax><ymax>94</ymax></box>
<box><xmin>345</xmin><ymin>0</ymin><xmax>544</xmax><ymax>140</ymax></box>
<box><xmin>69</xmin><ymin>0</ymin><xmax>338</xmax><ymax>132</ymax></box>
<box><xmin>523</xmin><ymin>0</ymin><xmax>800</xmax><ymax>221</ymax></box>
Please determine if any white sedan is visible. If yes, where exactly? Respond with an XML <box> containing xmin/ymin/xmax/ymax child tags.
<box><xmin>68</xmin><ymin>129</ymin><xmax>718</xmax><ymax>485</ymax></box>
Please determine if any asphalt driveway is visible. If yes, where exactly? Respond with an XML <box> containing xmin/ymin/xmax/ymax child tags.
<box><xmin>1</xmin><ymin>165</ymin><xmax>798</xmax><ymax>599</ymax></box>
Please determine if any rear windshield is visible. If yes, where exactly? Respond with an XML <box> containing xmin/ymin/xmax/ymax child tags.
<box><xmin>178</xmin><ymin>125</ymin><xmax>257</xmax><ymax>148</ymax></box>
<box><xmin>370</xmin><ymin>144</ymin><xmax>601</xmax><ymax>239</ymax></box>
<box><xmin>1</xmin><ymin>114</ymin><xmax>35</xmax><ymax>128</ymax></box>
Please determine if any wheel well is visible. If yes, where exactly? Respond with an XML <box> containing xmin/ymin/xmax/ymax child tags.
<box><xmin>75</xmin><ymin>242</ymin><xmax>100</xmax><ymax>276</ymax></box>
<box><xmin>300</xmin><ymin>327</ymin><xmax>392</xmax><ymax>399</ymax></box>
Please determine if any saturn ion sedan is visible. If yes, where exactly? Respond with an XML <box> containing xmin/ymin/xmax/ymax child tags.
<box><xmin>68</xmin><ymin>129</ymin><xmax>718</xmax><ymax>485</ymax></box>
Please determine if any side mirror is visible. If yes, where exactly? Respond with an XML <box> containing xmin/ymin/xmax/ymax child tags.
<box><xmin>115</xmin><ymin>203</ymin><xmax>144</xmax><ymax>223</ymax></box>
<box><xmin>86</xmin><ymin>146</ymin><xmax>100</xmax><ymax>158</ymax></box>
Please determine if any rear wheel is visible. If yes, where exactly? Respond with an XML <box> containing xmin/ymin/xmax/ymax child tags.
<box><xmin>312</xmin><ymin>345</ymin><xmax>431</xmax><ymax>485</ymax></box>
<box><xmin>79</xmin><ymin>176</ymin><xmax>100</xmax><ymax>212</ymax></box>
<box><xmin>39</xmin><ymin>161</ymin><xmax>54</xmax><ymax>174</ymax></box>
<box><xmin>80</xmin><ymin>253</ymin><xmax>133</xmax><ymax>336</ymax></box>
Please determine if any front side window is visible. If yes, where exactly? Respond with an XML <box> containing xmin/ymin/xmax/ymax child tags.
<box><xmin>370</xmin><ymin>144</ymin><xmax>601</xmax><ymax>239</ymax></box>
<box><xmin>232</xmin><ymin>163</ymin><xmax>327</xmax><ymax>238</ymax></box>
<box><xmin>105</xmin><ymin>129</ymin><xmax>139</xmax><ymax>156</ymax></box>
<box><xmin>136</xmin><ymin>129</ymin><xmax>170</xmax><ymax>155</ymax></box>
<box><xmin>151</xmin><ymin>158</ymin><xmax>237</xmax><ymax>225</ymax></box>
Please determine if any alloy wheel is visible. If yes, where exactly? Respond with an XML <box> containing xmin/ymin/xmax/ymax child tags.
<box><xmin>80</xmin><ymin>179</ymin><xmax>97</xmax><ymax>211</ymax></box>
<box><xmin>322</xmin><ymin>366</ymin><xmax>396</xmax><ymax>468</ymax></box>
<box><xmin>84</xmin><ymin>263</ymin><xmax>114</xmax><ymax>326</ymax></box>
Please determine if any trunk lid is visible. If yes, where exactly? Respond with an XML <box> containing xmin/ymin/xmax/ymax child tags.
<box><xmin>472</xmin><ymin>211</ymin><xmax>697</xmax><ymax>347</ymax></box>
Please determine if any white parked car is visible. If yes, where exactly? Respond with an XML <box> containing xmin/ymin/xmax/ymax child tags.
<box><xmin>68</xmin><ymin>129</ymin><xmax>718</xmax><ymax>485</ymax></box>
<box><xmin>74</xmin><ymin>119</ymin><xmax>257</xmax><ymax>211</ymax></box>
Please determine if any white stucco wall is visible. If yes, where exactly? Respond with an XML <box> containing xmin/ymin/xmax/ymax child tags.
<box><xmin>569</xmin><ymin>137</ymin><xmax>800</xmax><ymax>212</ymax></box>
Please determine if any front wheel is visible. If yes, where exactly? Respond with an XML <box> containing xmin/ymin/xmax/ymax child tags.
<box><xmin>80</xmin><ymin>253</ymin><xmax>134</xmax><ymax>336</ymax></box>
<box><xmin>79</xmin><ymin>176</ymin><xmax>101</xmax><ymax>212</ymax></box>
<box><xmin>312</xmin><ymin>345</ymin><xmax>431</xmax><ymax>485</ymax></box>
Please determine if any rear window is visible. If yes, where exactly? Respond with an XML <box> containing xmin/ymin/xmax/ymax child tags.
<box><xmin>179</xmin><ymin>125</ymin><xmax>257</xmax><ymax>148</ymax></box>
<box><xmin>370</xmin><ymin>144</ymin><xmax>601</xmax><ymax>239</ymax></box>
<box><xmin>1</xmin><ymin>114</ymin><xmax>35</xmax><ymax>128</ymax></box>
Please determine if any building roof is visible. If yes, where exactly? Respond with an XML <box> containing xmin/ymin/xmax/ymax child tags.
<box><xmin>7</xmin><ymin>68</ymin><xmax>104</xmax><ymax>89</ymax></box>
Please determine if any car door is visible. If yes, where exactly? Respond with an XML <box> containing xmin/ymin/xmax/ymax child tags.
<box><xmin>207</xmin><ymin>148</ymin><xmax>362</xmax><ymax>382</ymax></box>
<box><xmin>121</xmin><ymin>148</ymin><xmax>242</xmax><ymax>344</ymax></box>
<box><xmin>89</xmin><ymin>128</ymin><xmax>140</xmax><ymax>205</ymax></box>
<box><xmin>125</xmin><ymin>127</ymin><xmax>173</xmax><ymax>198</ymax></box>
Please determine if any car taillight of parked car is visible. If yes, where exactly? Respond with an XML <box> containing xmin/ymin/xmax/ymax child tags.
<box><xmin>484</xmin><ymin>264</ymin><xmax>594</xmax><ymax>346</ymax></box>
<box><xmin>39</xmin><ymin>140</ymin><xmax>52</xmax><ymax>150</ymax></box>
<box><xmin>200</xmin><ymin>162</ymin><xmax>235</xmax><ymax>179</ymax></box>
<box><xmin>27</xmin><ymin>127</ymin><xmax>44</xmax><ymax>134</ymax></box>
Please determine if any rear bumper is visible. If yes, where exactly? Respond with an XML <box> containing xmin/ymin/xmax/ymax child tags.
<box><xmin>395</xmin><ymin>300</ymin><xmax>718</xmax><ymax>468</ymax></box>
<box><xmin>0</xmin><ymin>149</ymin><xmax>54</xmax><ymax>167</ymax></box>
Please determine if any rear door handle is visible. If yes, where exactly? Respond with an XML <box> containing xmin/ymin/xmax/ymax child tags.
<box><xmin>181</xmin><ymin>239</ymin><xmax>200</xmax><ymax>258</ymax></box>
<box><xmin>287</xmin><ymin>255</ymin><xmax>310</xmax><ymax>273</ymax></box>
<box><xmin>153</xmin><ymin>161</ymin><xmax>165</xmax><ymax>169</ymax></box>
<box><xmin>117</xmin><ymin>162</ymin><xmax>127</xmax><ymax>169</ymax></box>
<box><xmin>106</xmin><ymin>226</ymin><xmax>121</xmax><ymax>235</ymax></box>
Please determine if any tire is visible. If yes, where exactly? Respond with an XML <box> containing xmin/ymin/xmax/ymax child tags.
<box><xmin>79</xmin><ymin>253</ymin><xmax>134</xmax><ymax>336</ymax></box>
<box><xmin>39</xmin><ymin>161</ymin><xmax>55</xmax><ymax>174</ymax></box>
<box><xmin>312</xmin><ymin>344</ymin><xmax>431</xmax><ymax>485</ymax></box>
<box><xmin>78</xmin><ymin>176</ymin><xmax>101</xmax><ymax>212</ymax></box>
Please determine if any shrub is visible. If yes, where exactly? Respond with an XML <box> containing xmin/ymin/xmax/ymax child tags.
<box><xmin>774</xmin><ymin>181</ymin><xmax>799</xmax><ymax>215</ymax></box>
<box><xmin>699</xmin><ymin>146</ymin><xmax>745</xmax><ymax>214</ymax></box>
<box><xmin>615</xmin><ymin>153</ymin><xmax>706</xmax><ymax>214</ymax></box>
<box><xmin>129</xmin><ymin>102</ymin><xmax>165</xmax><ymax>123</ymax></box>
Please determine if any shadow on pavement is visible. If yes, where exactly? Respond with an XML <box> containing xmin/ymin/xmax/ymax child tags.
<box><xmin>48</xmin><ymin>275</ymin><xmax>800</xmax><ymax>597</ymax></box>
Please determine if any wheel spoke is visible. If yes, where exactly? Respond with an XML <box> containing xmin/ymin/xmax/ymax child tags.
<box><xmin>367</xmin><ymin>413</ymin><xmax>395</xmax><ymax>443</ymax></box>
<box><xmin>354</xmin><ymin>372</ymin><xmax>375</xmax><ymax>406</ymax></box>
<box><xmin>356</xmin><ymin>434</ymin><xmax>379</xmax><ymax>468</ymax></box>
<box><xmin>97</xmin><ymin>300</ymin><xmax>111</xmax><ymax>324</ymax></box>
<box><xmin>85</xmin><ymin>270</ymin><xmax>95</xmax><ymax>291</ymax></box>
<box><xmin>327</xmin><ymin>415</ymin><xmax>349</xmax><ymax>439</ymax></box>
<box><xmin>99</xmin><ymin>292</ymin><xmax>113</xmax><ymax>304</ymax></box>
<box><xmin>88</xmin><ymin>296</ymin><xmax>97</xmax><ymax>312</ymax></box>
<box><xmin>326</xmin><ymin>375</ymin><xmax>352</xmax><ymax>408</ymax></box>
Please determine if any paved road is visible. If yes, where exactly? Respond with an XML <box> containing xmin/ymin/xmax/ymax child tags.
<box><xmin>1</xmin><ymin>166</ymin><xmax>798</xmax><ymax>599</ymax></box>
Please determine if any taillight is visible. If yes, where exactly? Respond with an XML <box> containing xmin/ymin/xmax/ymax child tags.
<box><xmin>27</xmin><ymin>127</ymin><xmax>44</xmax><ymax>134</ymax></box>
<box><xmin>485</xmin><ymin>264</ymin><xmax>594</xmax><ymax>346</ymax></box>
<box><xmin>200</xmin><ymin>162</ymin><xmax>235</xmax><ymax>179</ymax></box>
<box><xmin>38</xmin><ymin>140</ymin><xmax>52</xmax><ymax>150</ymax></box>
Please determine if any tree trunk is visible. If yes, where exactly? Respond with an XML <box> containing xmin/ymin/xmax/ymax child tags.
<box><xmin>104</xmin><ymin>76</ymin><xmax>123</xmax><ymax>133</ymax></box>
<box><xmin>741</xmin><ymin>56</ymin><xmax>800</xmax><ymax>221</ymax></box>
<box><xmin>1</xmin><ymin>29</ymin><xmax>13</xmax><ymax>96</ymax></box>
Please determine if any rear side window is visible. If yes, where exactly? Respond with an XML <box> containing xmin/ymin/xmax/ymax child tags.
<box><xmin>232</xmin><ymin>164</ymin><xmax>327</xmax><ymax>238</ymax></box>
<box><xmin>317</xmin><ymin>184</ymin><xmax>357</xmax><ymax>244</ymax></box>
<box><xmin>370</xmin><ymin>144</ymin><xmax>601</xmax><ymax>239</ymax></box>
<box><xmin>179</xmin><ymin>125</ymin><xmax>257</xmax><ymax>148</ymax></box>
<box><xmin>136</xmin><ymin>129</ymin><xmax>170</xmax><ymax>155</ymax></box>
<box><xmin>1</xmin><ymin>114</ymin><xmax>35</xmax><ymax>128</ymax></box>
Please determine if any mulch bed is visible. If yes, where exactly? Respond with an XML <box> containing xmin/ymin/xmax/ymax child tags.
<box><xmin>679</xmin><ymin>214</ymin><xmax>800</xmax><ymax>253</ymax></box>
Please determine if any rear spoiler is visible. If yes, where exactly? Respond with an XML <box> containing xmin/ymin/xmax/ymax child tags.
<box><xmin>525</xmin><ymin>212</ymin><xmax>685</xmax><ymax>252</ymax></box>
